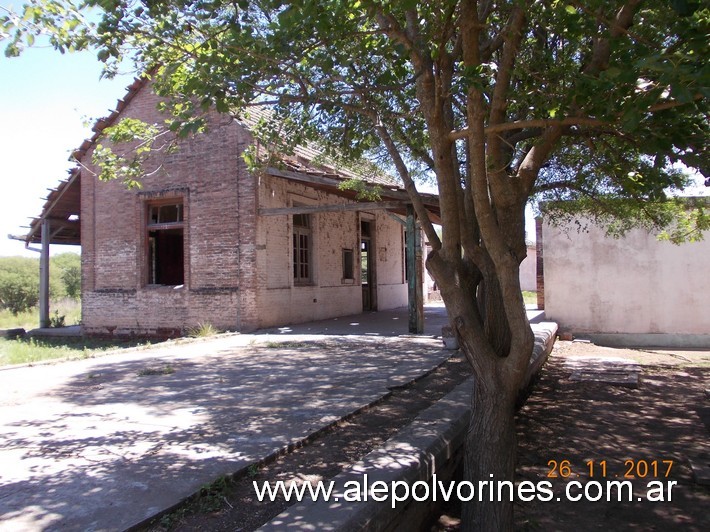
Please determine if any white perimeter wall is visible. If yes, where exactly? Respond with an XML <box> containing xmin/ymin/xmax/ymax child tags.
<box><xmin>519</xmin><ymin>245</ymin><xmax>537</xmax><ymax>292</ymax></box>
<box><xmin>543</xmin><ymin>218</ymin><xmax>710</xmax><ymax>335</ymax></box>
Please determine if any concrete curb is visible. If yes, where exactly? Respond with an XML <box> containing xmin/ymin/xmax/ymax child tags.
<box><xmin>577</xmin><ymin>332</ymin><xmax>710</xmax><ymax>349</ymax></box>
<box><xmin>0</xmin><ymin>328</ymin><xmax>26</xmax><ymax>339</ymax></box>
<box><xmin>125</xmin><ymin>349</ymin><xmax>455</xmax><ymax>531</ymax></box>
<box><xmin>259</xmin><ymin>380</ymin><xmax>473</xmax><ymax>531</ymax></box>
<box><xmin>526</xmin><ymin>322</ymin><xmax>558</xmax><ymax>386</ymax></box>
<box><xmin>260</xmin><ymin>323</ymin><xmax>558</xmax><ymax>531</ymax></box>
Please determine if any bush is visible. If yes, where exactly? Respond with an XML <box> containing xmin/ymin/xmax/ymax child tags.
<box><xmin>52</xmin><ymin>253</ymin><xmax>81</xmax><ymax>299</ymax></box>
<box><xmin>187</xmin><ymin>322</ymin><xmax>220</xmax><ymax>337</ymax></box>
<box><xmin>0</xmin><ymin>258</ymin><xmax>39</xmax><ymax>314</ymax></box>
<box><xmin>49</xmin><ymin>310</ymin><xmax>66</xmax><ymax>328</ymax></box>
<box><xmin>0</xmin><ymin>254</ymin><xmax>82</xmax><ymax>316</ymax></box>
<box><xmin>60</xmin><ymin>265</ymin><xmax>81</xmax><ymax>299</ymax></box>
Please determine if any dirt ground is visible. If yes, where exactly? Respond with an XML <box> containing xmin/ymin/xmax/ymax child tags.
<box><xmin>511</xmin><ymin>341</ymin><xmax>710</xmax><ymax>531</ymax></box>
<box><xmin>142</xmin><ymin>341</ymin><xmax>709</xmax><ymax>531</ymax></box>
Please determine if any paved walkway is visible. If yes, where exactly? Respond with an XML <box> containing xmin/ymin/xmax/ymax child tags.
<box><xmin>0</xmin><ymin>304</ymin><xmax>546</xmax><ymax>531</ymax></box>
<box><xmin>0</xmin><ymin>304</ymin><xmax>463</xmax><ymax>531</ymax></box>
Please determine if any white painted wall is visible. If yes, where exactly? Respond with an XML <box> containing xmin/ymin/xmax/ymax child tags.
<box><xmin>543</xmin><ymin>218</ymin><xmax>710</xmax><ymax>335</ymax></box>
<box><xmin>255</xmin><ymin>174</ymin><xmax>409</xmax><ymax>328</ymax></box>
<box><xmin>519</xmin><ymin>245</ymin><xmax>537</xmax><ymax>292</ymax></box>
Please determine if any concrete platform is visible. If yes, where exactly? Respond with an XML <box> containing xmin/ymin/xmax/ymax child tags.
<box><xmin>261</xmin><ymin>321</ymin><xmax>558</xmax><ymax>530</ymax></box>
<box><xmin>28</xmin><ymin>325</ymin><xmax>82</xmax><ymax>338</ymax></box>
<box><xmin>0</xmin><ymin>305</ymin><xmax>455</xmax><ymax>531</ymax></box>
<box><xmin>261</xmin><ymin>379</ymin><xmax>473</xmax><ymax>531</ymax></box>
<box><xmin>0</xmin><ymin>304</ymin><xmax>551</xmax><ymax>531</ymax></box>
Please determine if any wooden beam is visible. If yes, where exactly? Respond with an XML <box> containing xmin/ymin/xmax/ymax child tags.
<box><xmin>405</xmin><ymin>205</ymin><xmax>425</xmax><ymax>334</ymax></box>
<box><xmin>259</xmin><ymin>201</ymin><xmax>407</xmax><ymax>216</ymax></box>
<box><xmin>44</xmin><ymin>218</ymin><xmax>80</xmax><ymax>230</ymax></box>
<box><xmin>265</xmin><ymin>166</ymin><xmax>440</xmax><ymax>207</ymax></box>
<box><xmin>25</xmin><ymin>169</ymin><xmax>80</xmax><ymax>244</ymax></box>
<box><xmin>385</xmin><ymin>212</ymin><xmax>407</xmax><ymax>226</ymax></box>
<box><xmin>266</xmin><ymin>166</ymin><xmax>347</xmax><ymax>189</ymax></box>
<box><xmin>415</xmin><ymin>221</ymin><xmax>424</xmax><ymax>334</ymax></box>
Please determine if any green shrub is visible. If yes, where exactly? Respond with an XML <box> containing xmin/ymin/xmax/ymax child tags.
<box><xmin>0</xmin><ymin>258</ymin><xmax>39</xmax><ymax>314</ymax></box>
<box><xmin>0</xmin><ymin>255</ymin><xmax>82</xmax><ymax>315</ymax></box>
<box><xmin>49</xmin><ymin>310</ymin><xmax>66</xmax><ymax>328</ymax></box>
<box><xmin>53</xmin><ymin>253</ymin><xmax>81</xmax><ymax>299</ymax></box>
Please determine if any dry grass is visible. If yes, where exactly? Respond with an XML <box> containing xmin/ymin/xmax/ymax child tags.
<box><xmin>0</xmin><ymin>298</ymin><xmax>81</xmax><ymax>330</ymax></box>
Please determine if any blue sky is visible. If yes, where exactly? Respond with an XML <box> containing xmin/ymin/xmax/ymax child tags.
<box><xmin>0</xmin><ymin>24</ymin><xmax>131</xmax><ymax>257</ymax></box>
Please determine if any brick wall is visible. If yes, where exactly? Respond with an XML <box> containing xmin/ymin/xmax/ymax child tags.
<box><xmin>80</xmin><ymin>82</ymin><xmax>409</xmax><ymax>336</ymax></box>
<box><xmin>81</xmin><ymin>84</ymin><xmax>255</xmax><ymax>336</ymax></box>
<box><xmin>253</xmin><ymin>175</ymin><xmax>408</xmax><ymax>329</ymax></box>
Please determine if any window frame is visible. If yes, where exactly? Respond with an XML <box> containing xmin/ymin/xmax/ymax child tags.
<box><xmin>145</xmin><ymin>198</ymin><xmax>186</xmax><ymax>287</ymax></box>
<box><xmin>292</xmin><ymin>212</ymin><xmax>313</xmax><ymax>285</ymax></box>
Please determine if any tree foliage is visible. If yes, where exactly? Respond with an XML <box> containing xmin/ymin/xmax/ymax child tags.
<box><xmin>0</xmin><ymin>257</ymin><xmax>40</xmax><ymax>314</ymax></box>
<box><xmin>2</xmin><ymin>1</ymin><xmax>707</xmax><ymax>528</ymax></box>
<box><xmin>0</xmin><ymin>254</ymin><xmax>81</xmax><ymax>315</ymax></box>
<box><xmin>52</xmin><ymin>252</ymin><xmax>82</xmax><ymax>299</ymax></box>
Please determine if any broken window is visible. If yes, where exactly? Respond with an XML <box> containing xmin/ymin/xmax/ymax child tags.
<box><xmin>147</xmin><ymin>201</ymin><xmax>184</xmax><ymax>286</ymax></box>
<box><xmin>293</xmin><ymin>213</ymin><xmax>311</xmax><ymax>284</ymax></box>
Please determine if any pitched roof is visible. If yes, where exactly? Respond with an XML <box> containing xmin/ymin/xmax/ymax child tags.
<box><xmin>11</xmin><ymin>169</ymin><xmax>81</xmax><ymax>246</ymax></box>
<box><xmin>18</xmin><ymin>77</ymin><xmax>438</xmax><ymax>246</ymax></box>
<box><xmin>17</xmin><ymin>76</ymin><xmax>149</xmax><ymax>246</ymax></box>
<box><xmin>235</xmin><ymin>105</ymin><xmax>399</xmax><ymax>188</ymax></box>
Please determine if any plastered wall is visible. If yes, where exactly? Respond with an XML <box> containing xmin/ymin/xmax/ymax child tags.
<box><xmin>543</xmin><ymin>218</ymin><xmax>710</xmax><ymax>336</ymax></box>
<box><xmin>254</xmin><ymin>174</ymin><xmax>408</xmax><ymax>329</ymax></box>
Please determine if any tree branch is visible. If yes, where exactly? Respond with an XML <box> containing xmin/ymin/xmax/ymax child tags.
<box><xmin>518</xmin><ymin>127</ymin><xmax>563</xmax><ymax>194</ymax></box>
<box><xmin>582</xmin><ymin>0</ymin><xmax>643</xmax><ymax>76</ymax></box>
<box><xmin>374</xmin><ymin>124</ymin><xmax>440</xmax><ymax>249</ymax></box>
<box><xmin>450</xmin><ymin>116</ymin><xmax>607</xmax><ymax>140</ymax></box>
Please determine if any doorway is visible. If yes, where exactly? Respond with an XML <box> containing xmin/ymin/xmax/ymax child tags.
<box><xmin>361</xmin><ymin>220</ymin><xmax>376</xmax><ymax>311</ymax></box>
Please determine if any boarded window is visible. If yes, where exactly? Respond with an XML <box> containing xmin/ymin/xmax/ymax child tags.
<box><xmin>147</xmin><ymin>201</ymin><xmax>184</xmax><ymax>285</ymax></box>
<box><xmin>293</xmin><ymin>213</ymin><xmax>311</xmax><ymax>284</ymax></box>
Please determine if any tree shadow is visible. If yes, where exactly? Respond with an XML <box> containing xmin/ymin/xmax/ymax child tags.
<box><xmin>0</xmin><ymin>335</ymin><xmax>451</xmax><ymax>530</ymax></box>
<box><xmin>514</xmin><ymin>354</ymin><xmax>710</xmax><ymax>531</ymax></box>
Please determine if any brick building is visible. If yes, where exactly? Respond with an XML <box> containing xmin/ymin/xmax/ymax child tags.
<box><xmin>20</xmin><ymin>78</ymin><xmax>439</xmax><ymax>336</ymax></box>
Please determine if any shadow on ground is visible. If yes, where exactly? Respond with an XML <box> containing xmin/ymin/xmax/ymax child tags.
<box><xmin>513</xmin><ymin>343</ymin><xmax>709</xmax><ymax>531</ymax></box>
<box><xmin>0</xmin><ymin>335</ymin><xmax>449</xmax><ymax>530</ymax></box>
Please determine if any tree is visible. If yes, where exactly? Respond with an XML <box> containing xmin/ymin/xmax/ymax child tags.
<box><xmin>0</xmin><ymin>256</ymin><xmax>73</xmax><ymax>314</ymax></box>
<box><xmin>0</xmin><ymin>257</ymin><xmax>40</xmax><ymax>314</ymax></box>
<box><xmin>52</xmin><ymin>253</ymin><xmax>81</xmax><ymax>299</ymax></box>
<box><xmin>2</xmin><ymin>1</ymin><xmax>707</xmax><ymax>528</ymax></box>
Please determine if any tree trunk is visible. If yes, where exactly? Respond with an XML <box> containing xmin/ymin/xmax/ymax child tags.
<box><xmin>461</xmin><ymin>369</ymin><xmax>518</xmax><ymax>531</ymax></box>
<box><xmin>428</xmin><ymin>244</ymin><xmax>531</xmax><ymax>531</ymax></box>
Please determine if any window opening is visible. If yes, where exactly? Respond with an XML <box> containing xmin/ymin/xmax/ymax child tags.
<box><xmin>343</xmin><ymin>248</ymin><xmax>354</xmax><ymax>280</ymax></box>
<box><xmin>147</xmin><ymin>201</ymin><xmax>184</xmax><ymax>285</ymax></box>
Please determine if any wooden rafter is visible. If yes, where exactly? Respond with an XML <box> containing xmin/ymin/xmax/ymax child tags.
<box><xmin>259</xmin><ymin>200</ymin><xmax>407</xmax><ymax>216</ymax></box>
